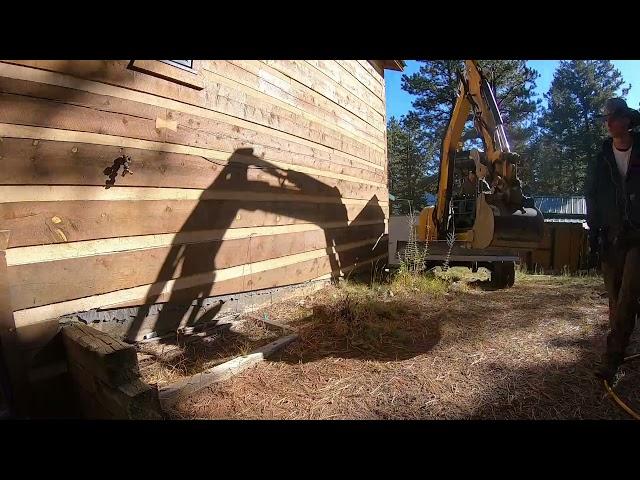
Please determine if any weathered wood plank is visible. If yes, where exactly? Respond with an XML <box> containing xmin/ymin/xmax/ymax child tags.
<box><xmin>359</xmin><ymin>61</ymin><xmax>385</xmax><ymax>85</ymax></box>
<box><xmin>62</xmin><ymin>323</ymin><xmax>163</xmax><ymax>419</ymax></box>
<box><xmin>228</xmin><ymin>59</ymin><xmax>386</xmax><ymax>144</ymax></box>
<box><xmin>12</xmin><ymin>245</ymin><xmax>388</xmax><ymax>327</ymax></box>
<box><xmin>261</xmin><ymin>61</ymin><xmax>385</xmax><ymax>131</ymax></box>
<box><xmin>0</xmin><ymin>138</ymin><xmax>387</xmax><ymax>199</ymax></box>
<box><xmin>0</xmin><ymin>62</ymin><xmax>386</xmax><ymax>171</ymax></box>
<box><xmin>159</xmin><ymin>334</ymin><xmax>298</xmax><ymax>408</ymax></box>
<box><xmin>0</xmin><ymin>65</ymin><xmax>384</xmax><ymax>167</ymax></box>
<box><xmin>95</xmin><ymin>241</ymin><xmax>388</xmax><ymax>310</ymax></box>
<box><xmin>9</xmin><ymin>226</ymin><xmax>384</xmax><ymax>309</ymax></box>
<box><xmin>4</xmin><ymin>60</ymin><xmax>387</xmax><ymax>143</ymax></box>
<box><xmin>203</xmin><ymin>60</ymin><xmax>386</xmax><ymax>151</ymax></box>
<box><xmin>0</xmin><ymin>82</ymin><xmax>385</xmax><ymax>176</ymax></box>
<box><xmin>335</xmin><ymin>60</ymin><xmax>385</xmax><ymax>101</ymax></box>
<box><xmin>6</xmin><ymin>220</ymin><xmax>386</xmax><ymax>266</ymax></box>
<box><xmin>304</xmin><ymin>60</ymin><xmax>385</xmax><ymax>114</ymax></box>
<box><xmin>1</xmin><ymin>198</ymin><xmax>388</xmax><ymax>248</ymax></box>
<box><xmin>0</xmin><ymin>123</ymin><xmax>386</xmax><ymax>186</ymax></box>
<box><xmin>199</xmin><ymin>68</ymin><xmax>386</xmax><ymax>165</ymax></box>
<box><xmin>0</xmin><ymin>185</ymin><xmax>387</xmax><ymax>205</ymax></box>
<box><xmin>62</xmin><ymin>322</ymin><xmax>139</xmax><ymax>386</ymax></box>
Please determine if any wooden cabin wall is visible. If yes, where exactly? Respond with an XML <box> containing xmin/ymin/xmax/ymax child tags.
<box><xmin>0</xmin><ymin>60</ymin><xmax>390</xmax><ymax>339</ymax></box>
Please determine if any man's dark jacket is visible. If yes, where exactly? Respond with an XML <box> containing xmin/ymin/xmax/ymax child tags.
<box><xmin>585</xmin><ymin>132</ymin><xmax>640</xmax><ymax>240</ymax></box>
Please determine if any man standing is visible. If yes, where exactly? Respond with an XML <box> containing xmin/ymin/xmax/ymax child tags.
<box><xmin>585</xmin><ymin>98</ymin><xmax>640</xmax><ymax>383</ymax></box>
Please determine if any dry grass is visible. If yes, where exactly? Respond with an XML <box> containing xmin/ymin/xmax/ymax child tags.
<box><xmin>137</xmin><ymin>317</ymin><xmax>280</xmax><ymax>387</ymax></box>
<box><xmin>159</xmin><ymin>268</ymin><xmax>640</xmax><ymax>420</ymax></box>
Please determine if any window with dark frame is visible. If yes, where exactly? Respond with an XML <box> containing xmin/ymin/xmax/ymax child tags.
<box><xmin>161</xmin><ymin>60</ymin><xmax>194</xmax><ymax>70</ymax></box>
<box><xmin>128</xmin><ymin>60</ymin><xmax>204</xmax><ymax>90</ymax></box>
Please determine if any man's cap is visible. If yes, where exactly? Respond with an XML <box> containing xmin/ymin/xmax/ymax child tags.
<box><xmin>599</xmin><ymin>97</ymin><xmax>640</xmax><ymax>126</ymax></box>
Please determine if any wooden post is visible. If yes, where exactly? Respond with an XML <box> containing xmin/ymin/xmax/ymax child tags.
<box><xmin>549</xmin><ymin>226</ymin><xmax>557</xmax><ymax>273</ymax></box>
<box><xmin>0</xmin><ymin>230</ymin><xmax>29</xmax><ymax>416</ymax></box>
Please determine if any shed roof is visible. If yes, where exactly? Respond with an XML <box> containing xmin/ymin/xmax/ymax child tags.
<box><xmin>534</xmin><ymin>197</ymin><xmax>587</xmax><ymax>217</ymax></box>
<box><xmin>533</xmin><ymin>196</ymin><xmax>586</xmax><ymax>218</ymax></box>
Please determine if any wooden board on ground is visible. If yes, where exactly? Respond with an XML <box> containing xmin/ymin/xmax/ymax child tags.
<box><xmin>159</xmin><ymin>334</ymin><xmax>298</xmax><ymax>408</ymax></box>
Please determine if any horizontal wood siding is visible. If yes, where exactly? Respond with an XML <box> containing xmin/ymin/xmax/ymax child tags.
<box><xmin>0</xmin><ymin>60</ymin><xmax>389</xmax><ymax>332</ymax></box>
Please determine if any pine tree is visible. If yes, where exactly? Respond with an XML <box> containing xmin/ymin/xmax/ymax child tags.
<box><xmin>387</xmin><ymin>115</ymin><xmax>433</xmax><ymax>214</ymax></box>
<box><xmin>534</xmin><ymin>60</ymin><xmax>629</xmax><ymax>195</ymax></box>
<box><xmin>400</xmin><ymin>60</ymin><xmax>541</xmax><ymax>195</ymax></box>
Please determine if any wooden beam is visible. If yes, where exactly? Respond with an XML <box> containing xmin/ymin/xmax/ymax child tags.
<box><xmin>9</xmin><ymin>230</ymin><xmax>385</xmax><ymax>310</ymax></box>
<box><xmin>12</xmin><ymin>244</ymin><xmax>388</xmax><ymax>328</ymax></box>
<box><xmin>159</xmin><ymin>333</ymin><xmax>298</xmax><ymax>408</ymax></box>
<box><xmin>1</xmin><ymin>198</ymin><xmax>388</xmax><ymax>248</ymax></box>
<box><xmin>62</xmin><ymin>322</ymin><xmax>139</xmax><ymax>386</ymax></box>
<box><xmin>0</xmin><ymin>123</ymin><xmax>386</xmax><ymax>184</ymax></box>
<box><xmin>0</xmin><ymin>185</ymin><xmax>387</xmax><ymax>205</ymax></box>
<box><xmin>6</xmin><ymin>220</ymin><xmax>386</xmax><ymax>266</ymax></box>
<box><xmin>0</xmin><ymin>139</ymin><xmax>387</xmax><ymax>201</ymax></box>
<box><xmin>62</xmin><ymin>322</ymin><xmax>163</xmax><ymax>419</ymax></box>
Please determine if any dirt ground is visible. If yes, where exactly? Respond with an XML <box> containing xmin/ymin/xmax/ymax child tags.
<box><xmin>150</xmin><ymin>268</ymin><xmax>640</xmax><ymax>420</ymax></box>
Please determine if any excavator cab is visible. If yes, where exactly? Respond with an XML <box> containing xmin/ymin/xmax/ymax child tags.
<box><xmin>451</xmin><ymin>152</ymin><xmax>486</xmax><ymax>231</ymax></box>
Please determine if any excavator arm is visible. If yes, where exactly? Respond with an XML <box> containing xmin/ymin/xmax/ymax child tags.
<box><xmin>419</xmin><ymin>60</ymin><xmax>544</xmax><ymax>250</ymax></box>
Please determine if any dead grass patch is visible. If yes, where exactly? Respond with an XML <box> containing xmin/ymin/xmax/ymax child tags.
<box><xmin>137</xmin><ymin>317</ymin><xmax>280</xmax><ymax>388</ymax></box>
<box><xmin>155</xmin><ymin>268</ymin><xmax>640</xmax><ymax>420</ymax></box>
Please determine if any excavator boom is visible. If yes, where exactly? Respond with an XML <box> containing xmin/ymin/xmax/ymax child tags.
<box><xmin>418</xmin><ymin>60</ymin><xmax>544</xmax><ymax>251</ymax></box>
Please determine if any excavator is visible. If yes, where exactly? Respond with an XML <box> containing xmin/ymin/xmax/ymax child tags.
<box><xmin>390</xmin><ymin>60</ymin><xmax>544</xmax><ymax>288</ymax></box>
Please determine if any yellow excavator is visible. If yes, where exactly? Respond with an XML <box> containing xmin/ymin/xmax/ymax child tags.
<box><xmin>393</xmin><ymin>60</ymin><xmax>544</xmax><ymax>288</ymax></box>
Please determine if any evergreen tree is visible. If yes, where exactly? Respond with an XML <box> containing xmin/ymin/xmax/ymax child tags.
<box><xmin>534</xmin><ymin>60</ymin><xmax>629</xmax><ymax>195</ymax></box>
<box><xmin>400</xmin><ymin>60</ymin><xmax>541</xmax><ymax>195</ymax></box>
<box><xmin>387</xmin><ymin>115</ymin><xmax>433</xmax><ymax>214</ymax></box>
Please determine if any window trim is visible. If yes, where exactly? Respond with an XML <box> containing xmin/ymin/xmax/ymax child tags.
<box><xmin>128</xmin><ymin>60</ymin><xmax>204</xmax><ymax>90</ymax></box>
<box><xmin>160</xmin><ymin>60</ymin><xmax>196</xmax><ymax>72</ymax></box>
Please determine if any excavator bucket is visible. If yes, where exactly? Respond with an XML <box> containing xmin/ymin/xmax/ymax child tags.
<box><xmin>470</xmin><ymin>195</ymin><xmax>544</xmax><ymax>250</ymax></box>
<box><xmin>491</xmin><ymin>207</ymin><xmax>545</xmax><ymax>249</ymax></box>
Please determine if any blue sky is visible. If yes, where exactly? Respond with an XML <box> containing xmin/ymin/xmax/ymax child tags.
<box><xmin>385</xmin><ymin>60</ymin><xmax>640</xmax><ymax>120</ymax></box>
